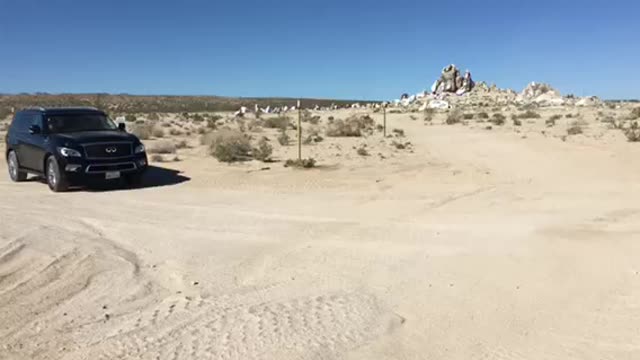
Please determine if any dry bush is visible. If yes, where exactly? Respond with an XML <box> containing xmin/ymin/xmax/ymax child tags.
<box><xmin>567</xmin><ymin>122</ymin><xmax>583</xmax><ymax>135</ymax></box>
<box><xmin>445</xmin><ymin>110</ymin><xmax>462</xmax><ymax>125</ymax></box>
<box><xmin>192</xmin><ymin>114</ymin><xmax>205</xmax><ymax>123</ymax></box>
<box><xmin>147</xmin><ymin>140</ymin><xmax>177</xmax><ymax>154</ymax></box>
<box><xmin>264</xmin><ymin>116</ymin><xmax>290</xmax><ymax>129</ymax></box>
<box><xmin>514</xmin><ymin>110</ymin><xmax>541</xmax><ymax>119</ymax></box>
<box><xmin>206</xmin><ymin>119</ymin><xmax>218</xmax><ymax>129</ymax></box>
<box><xmin>424</xmin><ymin>108</ymin><xmax>435</xmax><ymax>122</ymax></box>
<box><xmin>169</xmin><ymin>128</ymin><xmax>183</xmax><ymax>136</ymax></box>
<box><xmin>152</xmin><ymin>127</ymin><xmax>165</xmax><ymax>138</ymax></box>
<box><xmin>210</xmin><ymin>114</ymin><xmax>223</xmax><ymax>122</ymax></box>
<box><xmin>392</xmin><ymin>128</ymin><xmax>405</xmax><ymax>137</ymax></box>
<box><xmin>326</xmin><ymin>115</ymin><xmax>375</xmax><ymax>137</ymax></box>
<box><xmin>565</xmin><ymin>113</ymin><xmax>574</xmax><ymax>118</ymax></box>
<box><xmin>125</xmin><ymin>114</ymin><xmax>137</xmax><ymax>122</ymax></box>
<box><xmin>512</xmin><ymin>118</ymin><xmax>522</xmax><ymax>126</ymax></box>
<box><xmin>490</xmin><ymin>113</ymin><xmax>506</xmax><ymax>126</ymax></box>
<box><xmin>175</xmin><ymin>140</ymin><xmax>188</xmax><ymax>149</ymax></box>
<box><xmin>356</xmin><ymin>146</ymin><xmax>369</xmax><ymax>156</ymax></box>
<box><xmin>277</xmin><ymin>129</ymin><xmax>290</xmax><ymax>145</ymax></box>
<box><xmin>624</xmin><ymin>122</ymin><xmax>640</xmax><ymax>142</ymax></box>
<box><xmin>148</xmin><ymin>113</ymin><xmax>160</xmax><ymax>121</ymax></box>
<box><xmin>253</xmin><ymin>137</ymin><xmax>273</xmax><ymax>162</ymax></box>
<box><xmin>631</xmin><ymin>108</ymin><xmax>640</xmax><ymax>119</ymax></box>
<box><xmin>130</xmin><ymin>123</ymin><xmax>153</xmax><ymax>140</ymax></box>
<box><xmin>463</xmin><ymin>113</ymin><xmax>474</xmax><ymax>120</ymax></box>
<box><xmin>205</xmin><ymin>129</ymin><xmax>252</xmax><ymax>162</ymax></box>
<box><xmin>284</xmin><ymin>158</ymin><xmax>316</xmax><ymax>168</ymax></box>
<box><xmin>477</xmin><ymin>112</ymin><xmax>489</xmax><ymax>120</ymax></box>
<box><xmin>247</xmin><ymin>119</ymin><xmax>263</xmax><ymax>132</ymax></box>
<box><xmin>161</xmin><ymin>122</ymin><xmax>171</xmax><ymax>128</ymax></box>
<box><xmin>150</xmin><ymin>154</ymin><xmax>164</xmax><ymax>162</ymax></box>
<box><xmin>197</xmin><ymin>127</ymin><xmax>206</xmax><ymax>135</ymax></box>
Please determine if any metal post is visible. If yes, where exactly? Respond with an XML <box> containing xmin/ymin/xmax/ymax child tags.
<box><xmin>297</xmin><ymin>100</ymin><xmax>302</xmax><ymax>161</ymax></box>
<box><xmin>383</xmin><ymin>105</ymin><xmax>387</xmax><ymax>137</ymax></box>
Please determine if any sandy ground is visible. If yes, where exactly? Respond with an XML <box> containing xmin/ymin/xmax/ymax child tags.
<box><xmin>1</xmin><ymin>108</ymin><xmax>640</xmax><ymax>359</ymax></box>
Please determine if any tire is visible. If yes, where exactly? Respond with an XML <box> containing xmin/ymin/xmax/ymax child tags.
<box><xmin>7</xmin><ymin>151</ymin><xmax>27</xmax><ymax>182</ymax></box>
<box><xmin>46</xmin><ymin>156</ymin><xmax>69</xmax><ymax>192</ymax></box>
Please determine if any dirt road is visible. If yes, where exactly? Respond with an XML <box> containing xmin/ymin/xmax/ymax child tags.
<box><xmin>1</xmin><ymin>119</ymin><xmax>640</xmax><ymax>359</ymax></box>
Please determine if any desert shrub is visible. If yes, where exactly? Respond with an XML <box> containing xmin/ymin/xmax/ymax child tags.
<box><xmin>513</xmin><ymin>118</ymin><xmax>522</xmax><ymax>126</ymax></box>
<box><xmin>205</xmin><ymin>119</ymin><xmax>217</xmax><ymax>129</ymax></box>
<box><xmin>192</xmin><ymin>114</ymin><xmax>204</xmax><ymax>123</ymax></box>
<box><xmin>152</xmin><ymin>127</ymin><xmax>165</xmax><ymax>138</ymax></box>
<box><xmin>169</xmin><ymin>128</ymin><xmax>183</xmax><ymax>136</ymax></box>
<box><xmin>147</xmin><ymin>140</ymin><xmax>176</xmax><ymax>154</ymax></box>
<box><xmin>445</xmin><ymin>110</ymin><xmax>462</xmax><ymax>125</ymax></box>
<box><xmin>210</xmin><ymin>114</ymin><xmax>223</xmax><ymax>122</ymax></box>
<box><xmin>424</xmin><ymin>108</ymin><xmax>435</xmax><ymax>122</ymax></box>
<box><xmin>463</xmin><ymin>113</ymin><xmax>474</xmax><ymax>120</ymax></box>
<box><xmin>477</xmin><ymin>112</ymin><xmax>489</xmax><ymax>119</ymax></box>
<box><xmin>148</xmin><ymin>113</ymin><xmax>160</xmax><ymax>121</ymax></box>
<box><xmin>161</xmin><ymin>122</ymin><xmax>171</xmax><ymax>128</ymax></box>
<box><xmin>150</xmin><ymin>154</ymin><xmax>164</xmax><ymax>162</ymax></box>
<box><xmin>264</xmin><ymin>116</ymin><xmax>290</xmax><ymax>129</ymax></box>
<box><xmin>247</xmin><ymin>119</ymin><xmax>263</xmax><ymax>132</ymax></box>
<box><xmin>205</xmin><ymin>129</ymin><xmax>252</xmax><ymax>162</ymax></box>
<box><xmin>284</xmin><ymin>158</ymin><xmax>316</xmax><ymax>168</ymax></box>
<box><xmin>391</xmin><ymin>141</ymin><xmax>406</xmax><ymax>149</ymax></box>
<box><xmin>565</xmin><ymin>113</ymin><xmax>574</xmax><ymax>118</ymax></box>
<box><xmin>175</xmin><ymin>140</ymin><xmax>188</xmax><ymax>149</ymax></box>
<box><xmin>326</xmin><ymin>115</ymin><xmax>375</xmax><ymax>137</ymax></box>
<box><xmin>277</xmin><ymin>129</ymin><xmax>290</xmax><ymax>145</ymax></box>
<box><xmin>392</xmin><ymin>128</ymin><xmax>405</xmax><ymax>137</ymax></box>
<box><xmin>625</xmin><ymin>129</ymin><xmax>640</xmax><ymax>142</ymax></box>
<box><xmin>490</xmin><ymin>113</ymin><xmax>506</xmax><ymax>126</ymax></box>
<box><xmin>125</xmin><ymin>114</ymin><xmax>137</xmax><ymax>122</ymax></box>
<box><xmin>130</xmin><ymin>123</ymin><xmax>153</xmax><ymax>140</ymax></box>
<box><xmin>567</xmin><ymin>123</ymin><xmax>583</xmax><ymax>135</ymax></box>
<box><xmin>328</xmin><ymin>116</ymin><xmax>334</xmax><ymax>121</ymax></box>
<box><xmin>631</xmin><ymin>107</ymin><xmax>640</xmax><ymax>120</ymax></box>
<box><xmin>197</xmin><ymin>127</ymin><xmax>206</xmax><ymax>135</ymax></box>
<box><xmin>515</xmin><ymin>110</ymin><xmax>541</xmax><ymax>119</ymax></box>
<box><xmin>172</xmin><ymin>156</ymin><xmax>181</xmax><ymax>162</ymax></box>
<box><xmin>253</xmin><ymin>137</ymin><xmax>273</xmax><ymax>162</ymax></box>
<box><xmin>357</xmin><ymin>146</ymin><xmax>369</xmax><ymax>156</ymax></box>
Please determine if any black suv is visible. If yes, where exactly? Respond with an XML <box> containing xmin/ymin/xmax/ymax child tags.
<box><xmin>5</xmin><ymin>107</ymin><xmax>148</xmax><ymax>192</ymax></box>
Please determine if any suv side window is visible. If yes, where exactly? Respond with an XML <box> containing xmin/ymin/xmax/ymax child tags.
<box><xmin>30</xmin><ymin>113</ymin><xmax>43</xmax><ymax>131</ymax></box>
<box><xmin>10</xmin><ymin>112</ymin><xmax>29</xmax><ymax>133</ymax></box>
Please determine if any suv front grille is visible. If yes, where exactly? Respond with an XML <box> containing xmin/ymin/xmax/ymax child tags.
<box><xmin>83</xmin><ymin>142</ymin><xmax>133</xmax><ymax>159</ymax></box>
<box><xmin>86</xmin><ymin>162</ymin><xmax>136</xmax><ymax>173</ymax></box>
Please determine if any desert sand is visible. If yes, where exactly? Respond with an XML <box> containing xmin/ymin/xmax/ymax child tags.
<box><xmin>1</xmin><ymin>104</ymin><xmax>640</xmax><ymax>360</ymax></box>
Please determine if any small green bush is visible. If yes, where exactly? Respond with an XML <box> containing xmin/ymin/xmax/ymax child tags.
<box><xmin>277</xmin><ymin>129</ymin><xmax>290</xmax><ymax>145</ymax></box>
<box><xmin>205</xmin><ymin>129</ymin><xmax>252</xmax><ymax>163</ymax></box>
<box><xmin>264</xmin><ymin>116</ymin><xmax>290</xmax><ymax>129</ymax></box>
<box><xmin>253</xmin><ymin>137</ymin><xmax>273</xmax><ymax>162</ymax></box>
<box><xmin>285</xmin><ymin>158</ymin><xmax>316</xmax><ymax>168</ymax></box>
<box><xmin>490</xmin><ymin>113</ymin><xmax>506</xmax><ymax>126</ymax></box>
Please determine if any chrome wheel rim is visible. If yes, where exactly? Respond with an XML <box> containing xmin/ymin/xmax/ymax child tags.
<box><xmin>48</xmin><ymin>162</ymin><xmax>57</xmax><ymax>187</ymax></box>
<box><xmin>8</xmin><ymin>154</ymin><xmax>17</xmax><ymax>179</ymax></box>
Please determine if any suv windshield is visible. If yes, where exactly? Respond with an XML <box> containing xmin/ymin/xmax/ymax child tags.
<box><xmin>46</xmin><ymin>113</ymin><xmax>117</xmax><ymax>133</ymax></box>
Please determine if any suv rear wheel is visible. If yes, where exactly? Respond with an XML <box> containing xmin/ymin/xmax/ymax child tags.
<box><xmin>7</xmin><ymin>151</ymin><xmax>27</xmax><ymax>182</ymax></box>
<box><xmin>46</xmin><ymin>157</ymin><xmax>69</xmax><ymax>192</ymax></box>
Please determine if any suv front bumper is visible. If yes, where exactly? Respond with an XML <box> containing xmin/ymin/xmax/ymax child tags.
<box><xmin>58</xmin><ymin>153</ymin><xmax>148</xmax><ymax>182</ymax></box>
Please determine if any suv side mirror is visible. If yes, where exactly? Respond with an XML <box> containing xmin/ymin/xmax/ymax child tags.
<box><xmin>118</xmin><ymin>123</ymin><xmax>126</xmax><ymax>131</ymax></box>
<box><xmin>29</xmin><ymin>125</ymin><xmax>41</xmax><ymax>134</ymax></box>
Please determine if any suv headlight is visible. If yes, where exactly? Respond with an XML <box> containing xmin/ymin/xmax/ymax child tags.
<box><xmin>58</xmin><ymin>147</ymin><xmax>82</xmax><ymax>157</ymax></box>
<box><xmin>134</xmin><ymin>144</ymin><xmax>146</xmax><ymax>154</ymax></box>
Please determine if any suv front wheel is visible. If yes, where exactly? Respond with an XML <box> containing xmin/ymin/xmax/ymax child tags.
<box><xmin>46</xmin><ymin>157</ymin><xmax>69</xmax><ymax>192</ymax></box>
<box><xmin>7</xmin><ymin>151</ymin><xmax>27</xmax><ymax>182</ymax></box>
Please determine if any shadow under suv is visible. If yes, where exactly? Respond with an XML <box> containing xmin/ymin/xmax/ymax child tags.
<box><xmin>5</xmin><ymin>107</ymin><xmax>148</xmax><ymax>192</ymax></box>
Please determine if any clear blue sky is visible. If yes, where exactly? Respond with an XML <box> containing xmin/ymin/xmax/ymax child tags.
<box><xmin>1</xmin><ymin>0</ymin><xmax>638</xmax><ymax>100</ymax></box>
